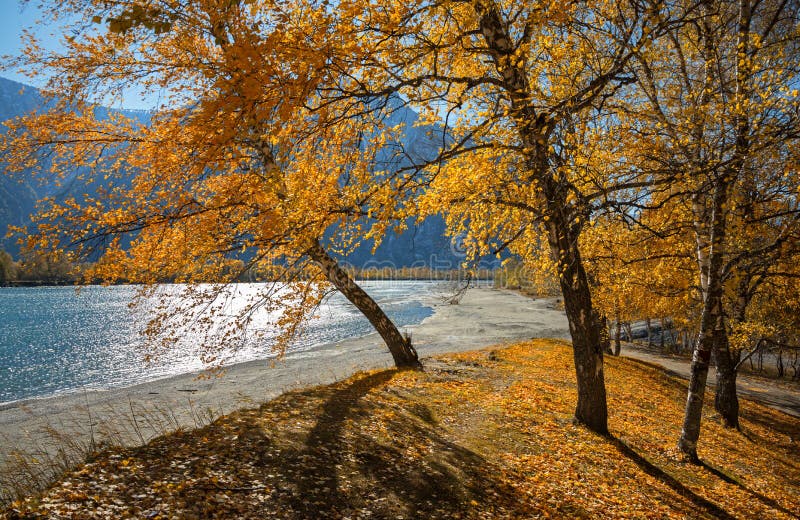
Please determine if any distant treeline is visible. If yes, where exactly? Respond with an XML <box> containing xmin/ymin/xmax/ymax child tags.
<box><xmin>492</xmin><ymin>258</ymin><xmax>560</xmax><ymax>297</ymax></box>
<box><xmin>230</xmin><ymin>263</ymin><xmax>495</xmax><ymax>284</ymax></box>
<box><xmin>0</xmin><ymin>249</ymin><xmax>509</xmax><ymax>286</ymax></box>
<box><xmin>0</xmin><ymin>250</ymin><xmax>79</xmax><ymax>286</ymax></box>
<box><xmin>350</xmin><ymin>266</ymin><xmax>493</xmax><ymax>282</ymax></box>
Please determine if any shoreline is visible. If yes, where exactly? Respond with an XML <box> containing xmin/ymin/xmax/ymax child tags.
<box><xmin>0</xmin><ymin>287</ymin><xmax>570</xmax><ymax>471</ymax></box>
<box><xmin>0</xmin><ymin>280</ymin><xmax>443</xmax><ymax>409</ymax></box>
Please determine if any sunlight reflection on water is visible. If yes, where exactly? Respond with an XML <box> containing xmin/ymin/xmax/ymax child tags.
<box><xmin>0</xmin><ymin>281</ymin><xmax>437</xmax><ymax>404</ymax></box>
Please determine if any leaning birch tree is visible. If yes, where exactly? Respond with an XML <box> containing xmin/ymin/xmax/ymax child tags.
<box><xmin>2</xmin><ymin>0</ymin><xmax>422</xmax><ymax>368</ymax></box>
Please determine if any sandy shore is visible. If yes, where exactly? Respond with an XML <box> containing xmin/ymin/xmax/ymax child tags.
<box><xmin>0</xmin><ymin>288</ymin><xmax>569</xmax><ymax>473</ymax></box>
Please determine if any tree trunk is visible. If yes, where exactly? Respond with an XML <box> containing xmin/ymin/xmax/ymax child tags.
<box><xmin>713</xmin><ymin>276</ymin><xmax>751</xmax><ymax>429</ymax></box>
<box><xmin>307</xmin><ymin>240</ymin><xmax>421</xmax><ymax>369</ymax></box>
<box><xmin>614</xmin><ymin>313</ymin><xmax>622</xmax><ymax>357</ymax></box>
<box><xmin>706</xmin><ymin>0</ymin><xmax>754</xmax><ymax>436</ymax></box>
<box><xmin>546</xmin><ymin>217</ymin><xmax>609</xmax><ymax>435</ymax></box>
<box><xmin>679</xmin><ymin>0</ymin><xmax>746</xmax><ymax>460</ymax></box>
<box><xmin>679</xmin><ymin>328</ymin><xmax>715</xmax><ymax>462</ymax></box>
<box><xmin>473</xmin><ymin>0</ymin><xmax>609</xmax><ymax>435</ymax></box>
<box><xmin>623</xmin><ymin>322</ymin><xmax>633</xmax><ymax>343</ymax></box>
<box><xmin>600</xmin><ymin>315</ymin><xmax>613</xmax><ymax>355</ymax></box>
<box><xmin>646</xmin><ymin>318</ymin><xmax>652</xmax><ymax>347</ymax></box>
<box><xmin>679</xmin><ymin>178</ymin><xmax>732</xmax><ymax>461</ymax></box>
<box><xmin>679</xmin><ymin>259</ymin><xmax>730</xmax><ymax>461</ymax></box>
<box><xmin>713</xmin><ymin>333</ymin><xmax>739</xmax><ymax>429</ymax></box>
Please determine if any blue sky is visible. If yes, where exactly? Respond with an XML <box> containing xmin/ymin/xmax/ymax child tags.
<box><xmin>0</xmin><ymin>2</ymin><xmax>154</xmax><ymax>109</ymax></box>
<box><xmin>0</xmin><ymin>2</ymin><xmax>59</xmax><ymax>88</ymax></box>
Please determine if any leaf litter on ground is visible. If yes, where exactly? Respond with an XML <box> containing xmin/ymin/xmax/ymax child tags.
<box><xmin>3</xmin><ymin>339</ymin><xmax>799</xmax><ymax>519</ymax></box>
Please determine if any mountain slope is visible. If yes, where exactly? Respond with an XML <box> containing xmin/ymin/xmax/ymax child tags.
<box><xmin>0</xmin><ymin>77</ymin><xmax>466</xmax><ymax>268</ymax></box>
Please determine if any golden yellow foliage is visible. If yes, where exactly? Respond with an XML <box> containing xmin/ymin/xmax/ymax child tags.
<box><xmin>2</xmin><ymin>0</ymin><xmax>429</xmax><ymax>362</ymax></box>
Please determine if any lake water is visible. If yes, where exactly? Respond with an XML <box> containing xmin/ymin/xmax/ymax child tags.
<box><xmin>0</xmin><ymin>281</ymin><xmax>439</xmax><ymax>404</ymax></box>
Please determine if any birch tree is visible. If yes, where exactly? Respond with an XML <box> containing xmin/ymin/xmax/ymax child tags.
<box><xmin>2</xmin><ymin>0</ymin><xmax>422</xmax><ymax>368</ymax></box>
<box><xmin>625</xmin><ymin>0</ymin><xmax>800</xmax><ymax>459</ymax></box>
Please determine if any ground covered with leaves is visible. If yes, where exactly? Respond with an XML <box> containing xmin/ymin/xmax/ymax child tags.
<box><xmin>4</xmin><ymin>340</ymin><xmax>799</xmax><ymax>519</ymax></box>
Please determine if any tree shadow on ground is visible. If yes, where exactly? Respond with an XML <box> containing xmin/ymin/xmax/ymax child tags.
<box><xmin>18</xmin><ymin>354</ymin><xmax>799</xmax><ymax>519</ymax></box>
<box><xmin>278</xmin><ymin>370</ymin><xmax>530</xmax><ymax>519</ymax></box>
<box><xmin>737</xmin><ymin>403</ymin><xmax>800</xmax><ymax>488</ymax></box>
<box><xmin>699</xmin><ymin>460</ymin><xmax>799</xmax><ymax>518</ymax></box>
<box><xmin>43</xmin><ymin>369</ymin><xmax>530</xmax><ymax>519</ymax></box>
<box><xmin>611</xmin><ymin>432</ymin><xmax>798</xmax><ymax>518</ymax></box>
<box><xmin>609</xmin><ymin>436</ymin><xmax>738</xmax><ymax>520</ymax></box>
<box><xmin>739</xmin><ymin>404</ymin><xmax>800</xmax><ymax>441</ymax></box>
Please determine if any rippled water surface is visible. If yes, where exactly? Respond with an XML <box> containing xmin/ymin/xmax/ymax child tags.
<box><xmin>0</xmin><ymin>281</ymin><xmax>437</xmax><ymax>404</ymax></box>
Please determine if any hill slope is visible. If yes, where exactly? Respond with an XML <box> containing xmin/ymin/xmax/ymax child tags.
<box><xmin>4</xmin><ymin>340</ymin><xmax>798</xmax><ymax>519</ymax></box>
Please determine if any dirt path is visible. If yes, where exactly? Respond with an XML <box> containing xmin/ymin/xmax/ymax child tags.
<box><xmin>620</xmin><ymin>344</ymin><xmax>800</xmax><ymax>419</ymax></box>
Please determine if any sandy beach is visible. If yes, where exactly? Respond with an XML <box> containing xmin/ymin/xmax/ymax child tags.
<box><xmin>0</xmin><ymin>288</ymin><xmax>569</xmax><ymax>474</ymax></box>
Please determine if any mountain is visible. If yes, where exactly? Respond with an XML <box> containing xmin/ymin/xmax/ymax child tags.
<box><xmin>0</xmin><ymin>77</ymin><xmax>470</xmax><ymax>269</ymax></box>
<box><xmin>0</xmin><ymin>78</ymin><xmax>48</xmax><ymax>254</ymax></box>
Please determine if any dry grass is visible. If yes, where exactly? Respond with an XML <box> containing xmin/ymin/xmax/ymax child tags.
<box><xmin>0</xmin><ymin>396</ymin><xmax>223</xmax><ymax>504</ymax></box>
<box><xmin>3</xmin><ymin>339</ymin><xmax>799</xmax><ymax>519</ymax></box>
